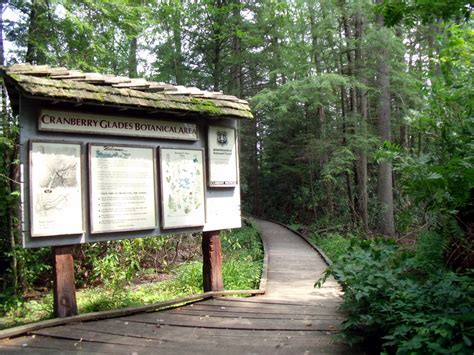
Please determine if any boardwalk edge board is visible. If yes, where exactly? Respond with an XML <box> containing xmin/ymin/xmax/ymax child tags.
<box><xmin>255</xmin><ymin>218</ymin><xmax>269</xmax><ymax>292</ymax></box>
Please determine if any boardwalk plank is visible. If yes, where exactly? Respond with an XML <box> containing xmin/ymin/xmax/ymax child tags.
<box><xmin>6</xmin><ymin>330</ymin><xmax>350</xmax><ymax>355</ymax></box>
<box><xmin>0</xmin><ymin>344</ymin><xmax>88</xmax><ymax>354</ymax></box>
<box><xmin>0</xmin><ymin>220</ymin><xmax>355</xmax><ymax>354</ymax></box>
<box><xmin>183</xmin><ymin>302</ymin><xmax>340</xmax><ymax>315</ymax></box>
<box><xmin>205</xmin><ymin>297</ymin><xmax>341</xmax><ymax>308</ymax></box>
<box><xmin>167</xmin><ymin>307</ymin><xmax>341</xmax><ymax>319</ymax></box>
<box><xmin>123</xmin><ymin>311</ymin><xmax>341</xmax><ymax>331</ymax></box>
<box><xmin>32</xmin><ymin>326</ymin><xmax>165</xmax><ymax>347</ymax></box>
<box><xmin>66</xmin><ymin>319</ymin><xmax>340</xmax><ymax>340</ymax></box>
<box><xmin>203</xmin><ymin>299</ymin><xmax>342</xmax><ymax>312</ymax></box>
<box><xmin>2</xmin><ymin>335</ymin><xmax>141</xmax><ymax>354</ymax></box>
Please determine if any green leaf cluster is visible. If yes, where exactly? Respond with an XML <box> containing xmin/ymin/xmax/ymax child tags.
<box><xmin>318</xmin><ymin>239</ymin><xmax>474</xmax><ymax>353</ymax></box>
<box><xmin>376</xmin><ymin>0</ymin><xmax>472</xmax><ymax>27</ymax></box>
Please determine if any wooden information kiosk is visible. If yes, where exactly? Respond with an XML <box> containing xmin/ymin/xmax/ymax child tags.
<box><xmin>1</xmin><ymin>63</ymin><xmax>253</xmax><ymax>317</ymax></box>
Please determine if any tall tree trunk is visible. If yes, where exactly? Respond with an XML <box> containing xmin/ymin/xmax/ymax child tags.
<box><xmin>1</xmin><ymin>0</ymin><xmax>19</xmax><ymax>293</ymax></box>
<box><xmin>309</xmin><ymin>5</ymin><xmax>333</xmax><ymax>216</ymax></box>
<box><xmin>0</xmin><ymin>0</ymin><xmax>13</xmax><ymax>292</ymax></box>
<box><xmin>128</xmin><ymin>37</ymin><xmax>138</xmax><ymax>78</ymax></box>
<box><xmin>211</xmin><ymin>1</ymin><xmax>223</xmax><ymax>92</ymax></box>
<box><xmin>25</xmin><ymin>0</ymin><xmax>43</xmax><ymax>64</ymax></box>
<box><xmin>0</xmin><ymin>0</ymin><xmax>5</xmax><ymax>109</ymax></box>
<box><xmin>128</xmin><ymin>0</ymin><xmax>144</xmax><ymax>79</ymax></box>
<box><xmin>173</xmin><ymin>0</ymin><xmax>184</xmax><ymax>85</ymax></box>
<box><xmin>340</xmin><ymin>85</ymin><xmax>356</xmax><ymax>223</ymax></box>
<box><xmin>319</xmin><ymin>106</ymin><xmax>334</xmax><ymax>215</ymax></box>
<box><xmin>354</xmin><ymin>13</ymin><xmax>369</xmax><ymax>232</ymax></box>
<box><xmin>252</xmin><ymin>115</ymin><xmax>262</xmax><ymax>216</ymax></box>
<box><xmin>339</xmin><ymin>21</ymin><xmax>356</xmax><ymax>224</ymax></box>
<box><xmin>375</xmin><ymin>9</ymin><xmax>395</xmax><ymax>237</ymax></box>
<box><xmin>230</xmin><ymin>0</ymin><xmax>242</xmax><ymax>96</ymax></box>
<box><xmin>269</xmin><ymin>35</ymin><xmax>278</xmax><ymax>89</ymax></box>
<box><xmin>304</xmin><ymin>104</ymin><xmax>318</xmax><ymax>221</ymax></box>
<box><xmin>341</xmin><ymin>5</ymin><xmax>356</xmax><ymax>114</ymax></box>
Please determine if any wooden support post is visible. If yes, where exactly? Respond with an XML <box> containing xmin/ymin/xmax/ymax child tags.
<box><xmin>53</xmin><ymin>245</ymin><xmax>78</xmax><ymax>318</ymax></box>
<box><xmin>202</xmin><ymin>230</ymin><xmax>224</xmax><ymax>292</ymax></box>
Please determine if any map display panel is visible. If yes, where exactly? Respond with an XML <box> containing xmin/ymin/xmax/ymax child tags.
<box><xmin>30</xmin><ymin>141</ymin><xmax>84</xmax><ymax>237</ymax></box>
<box><xmin>160</xmin><ymin>148</ymin><xmax>205</xmax><ymax>229</ymax></box>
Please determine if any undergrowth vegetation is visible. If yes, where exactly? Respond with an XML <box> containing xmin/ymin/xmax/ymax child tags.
<box><xmin>0</xmin><ymin>220</ymin><xmax>262</xmax><ymax>330</ymax></box>
<box><xmin>309</xmin><ymin>232</ymin><xmax>356</xmax><ymax>261</ymax></box>
<box><xmin>316</xmin><ymin>234</ymin><xmax>474</xmax><ymax>354</ymax></box>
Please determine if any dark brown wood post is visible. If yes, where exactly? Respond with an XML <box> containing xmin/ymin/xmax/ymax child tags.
<box><xmin>202</xmin><ymin>230</ymin><xmax>224</xmax><ymax>292</ymax></box>
<box><xmin>53</xmin><ymin>245</ymin><xmax>78</xmax><ymax>318</ymax></box>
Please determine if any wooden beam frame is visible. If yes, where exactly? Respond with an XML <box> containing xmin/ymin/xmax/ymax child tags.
<box><xmin>202</xmin><ymin>230</ymin><xmax>224</xmax><ymax>292</ymax></box>
<box><xmin>53</xmin><ymin>245</ymin><xmax>78</xmax><ymax>318</ymax></box>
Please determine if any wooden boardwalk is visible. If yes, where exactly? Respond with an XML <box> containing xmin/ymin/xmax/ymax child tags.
<box><xmin>0</xmin><ymin>220</ymin><xmax>352</xmax><ymax>354</ymax></box>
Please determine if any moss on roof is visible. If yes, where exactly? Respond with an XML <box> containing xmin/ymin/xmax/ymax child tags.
<box><xmin>1</xmin><ymin>64</ymin><xmax>253</xmax><ymax>119</ymax></box>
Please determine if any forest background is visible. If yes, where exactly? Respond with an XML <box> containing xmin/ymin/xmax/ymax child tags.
<box><xmin>0</xmin><ymin>0</ymin><xmax>472</xmax><ymax>352</ymax></box>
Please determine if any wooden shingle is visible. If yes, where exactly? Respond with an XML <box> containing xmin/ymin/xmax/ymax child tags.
<box><xmin>0</xmin><ymin>64</ymin><xmax>253</xmax><ymax>119</ymax></box>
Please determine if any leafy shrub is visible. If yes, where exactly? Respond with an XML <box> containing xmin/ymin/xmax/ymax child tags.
<box><xmin>173</xmin><ymin>261</ymin><xmax>203</xmax><ymax>294</ymax></box>
<box><xmin>223</xmin><ymin>258</ymin><xmax>261</xmax><ymax>290</ymax></box>
<box><xmin>317</xmin><ymin>239</ymin><xmax>474</xmax><ymax>354</ymax></box>
<box><xmin>76</xmin><ymin>234</ymin><xmax>200</xmax><ymax>289</ymax></box>
<box><xmin>12</xmin><ymin>247</ymin><xmax>52</xmax><ymax>289</ymax></box>
<box><xmin>221</xmin><ymin>221</ymin><xmax>263</xmax><ymax>290</ymax></box>
<box><xmin>310</xmin><ymin>232</ymin><xmax>356</xmax><ymax>261</ymax></box>
<box><xmin>221</xmin><ymin>222</ymin><xmax>263</xmax><ymax>262</ymax></box>
<box><xmin>415</xmin><ymin>230</ymin><xmax>447</xmax><ymax>272</ymax></box>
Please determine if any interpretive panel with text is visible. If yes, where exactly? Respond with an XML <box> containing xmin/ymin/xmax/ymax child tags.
<box><xmin>19</xmin><ymin>103</ymin><xmax>241</xmax><ymax>248</ymax></box>
<box><xmin>207</xmin><ymin>126</ymin><xmax>238</xmax><ymax>187</ymax></box>
<box><xmin>30</xmin><ymin>141</ymin><xmax>84</xmax><ymax>237</ymax></box>
<box><xmin>89</xmin><ymin>144</ymin><xmax>157</xmax><ymax>233</ymax></box>
<box><xmin>160</xmin><ymin>148</ymin><xmax>206</xmax><ymax>229</ymax></box>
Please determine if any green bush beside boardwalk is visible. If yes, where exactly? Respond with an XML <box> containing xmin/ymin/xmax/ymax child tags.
<box><xmin>314</xmin><ymin>232</ymin><xmax>474</xmax><ymax>354</ymax></box>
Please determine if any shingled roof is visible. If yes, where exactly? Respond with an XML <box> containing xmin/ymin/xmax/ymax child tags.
<box><xmin>0</xmin><ymin>63</ymin><xmax>253</xmax><ymax>119</ymax></box>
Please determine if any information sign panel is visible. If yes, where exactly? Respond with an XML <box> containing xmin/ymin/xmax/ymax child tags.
<box><xmin>207</xmin><ymin>126</ymin><xmax>238</xmax><ymax>187</ymax></box>
<box><xmin>160</xmin><ymin>148</ymin><xmax>206</xmax><ymax>229</ymax></box>
<box><xmin>30</xmin><ymin>141</ymin><xmax>84</xmax><ymax>236</ymax></box>
<box><xmin>89</xmin><ymin>144</ymin><xmax>157</xmax><ymax>233</ymax></box>
<box><xmin>39</xmin><ymin>109</ymin><xmax>198</xmax><ymax>141</ymax></box>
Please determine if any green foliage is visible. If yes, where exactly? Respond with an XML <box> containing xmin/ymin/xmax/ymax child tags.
<box><xmin>401</xmin><ymin>25</ymin><xmax>473</xmax><ymax>216</ymax></box>
<box><xmin>310</xmin><ymin>232</ymin><xmax>356</xmax><ymax>262</ymax></box>
<box><xmin>11</xmin><ymin>247</ymin><xmax>52</xmax><ymax>289</ymax></box>
<box><xmin>250</xmin><ymin>73</ymin><xmax>366</xmax><ymax>223</ymax></box>
<box><xmin>385</xmin><ymin>24</ymin><xmax>474</xmax><ymax>267</ymax></box>
<box><xmin>0</xmin><ymin>110</ymin><xmax>19</xmax><ymax>292</ymax></box>
<box><xmin>172</xmin><ymin>222</ymin><xmax>266</xmax><ymax>292</ymax></box>
<box><xmin>318</xmin><ymin>239</ymin><xmax>474</xmax><ymax>353</ymax></box>
<box><xmin>222</xmin><ymin>222</ymin><xmax>263</xmax><ymax>291</ymax></box>
<box><xmin>223</xmin><ymin>258</ymin><xmax>262</xmax><ymax>290</ymax></box>
<box><xmin>172</xmin><ymin>261</ymin><xmax>203</xmax><ymax>294</ymax></box>
<box><xmin>377</xmin><ymin>0</ymin><xmax>472</xmax><ymax>27</ymax></box>
<box><xmin>221</xmin><ymin>221</ymin><xmax>264</xmax><ymax>263</ymax></box>
<box><xmin>0</xmin><ymin>294</ymin><xmax>53</xmax><ymax>329</ymax></box>
<box><xmin>415</xmin><ymin>231</ymin><xmax>447</xmax><ymax>272</ymax></box>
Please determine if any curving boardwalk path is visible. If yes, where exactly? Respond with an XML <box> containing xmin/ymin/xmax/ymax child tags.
<box><xmin>0</xmin><ymin>220</ymin><xmax>352</xmax><ymax>354</ymax></box>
